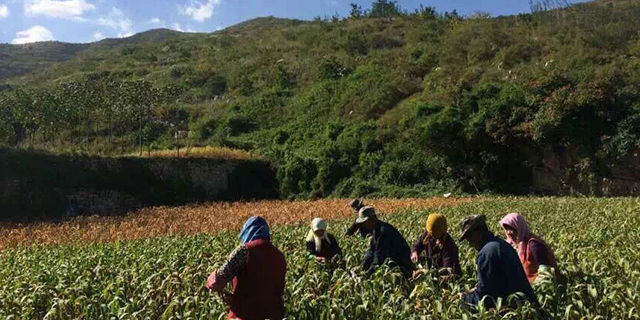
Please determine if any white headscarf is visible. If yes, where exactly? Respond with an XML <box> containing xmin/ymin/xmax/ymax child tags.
<box><xmin>306</xmin><ymin>217</ymin><xmax>331</xmax><ymax>251</ymax></box>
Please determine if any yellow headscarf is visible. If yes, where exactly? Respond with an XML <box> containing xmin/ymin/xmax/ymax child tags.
<box><xmin>426</xmin><ymin>214</ymin><xmax>447</xmax><ymax>240</ymax></box>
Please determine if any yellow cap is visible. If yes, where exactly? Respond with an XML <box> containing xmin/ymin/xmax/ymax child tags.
<box><xmin>426</xmin><ymin>214</ymin><xmax>447</xmax><ymax>240</ymax></box>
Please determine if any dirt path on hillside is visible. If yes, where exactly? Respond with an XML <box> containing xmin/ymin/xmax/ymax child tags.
<box><xmin>0</xmin><ymin>197</ymin><xmax>477</xmax><ymax>249</ymax></box>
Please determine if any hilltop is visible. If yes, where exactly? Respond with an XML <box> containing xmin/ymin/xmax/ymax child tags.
<box><xmin>1</xmin><ymin>0</ymin><xmax>640</xmax><ymax>198</ymax></box>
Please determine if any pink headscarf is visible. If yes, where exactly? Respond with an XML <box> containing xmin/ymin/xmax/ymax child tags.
<box><xmin>499</xmin><ymin>213</ymin><xmax>531</xmax><ymax>258</ymax></box>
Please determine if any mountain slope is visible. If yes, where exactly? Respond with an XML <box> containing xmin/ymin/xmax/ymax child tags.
<box><xmin>0</xmin><ymin>28</ymin><xmax>188</xmax><ymax>84</ymax></box>
<box><xmin>1</xmin><ymin>1</ymin><xmax>640</xmax><ymax>197</ymax></box>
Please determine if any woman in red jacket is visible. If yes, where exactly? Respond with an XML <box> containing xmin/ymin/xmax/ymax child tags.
<box><xmin>207</xmin><ymin>216</ymin><xmax>287</xmax><ymax>320</ymax></box>
<box><xmin>499</xmin><ymin>213</ymin><xmax>559</xmax><ymax>283</ymax></box>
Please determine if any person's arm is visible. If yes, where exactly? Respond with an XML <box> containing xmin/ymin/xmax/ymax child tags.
<box><xmin>329</xmin><ymin>234</ymin><xmax>343</xmax><ymax>259</ymax></box>
<box><xmin>347</xmin><ymin>222</ymin><xmax>359</xmax><ymax>236</ymax></box>
<box><xmin>362</xmin><ymin>249</ymin><xmax>374</xmax><ymax>271</ymax></box>
<box><xmin>442</xmin><ymin>241</ymin><xmax>462</xmax><ymax>277</ymax></box>
<box><xmin>365</xmin><ymin>233</ymin><xmax>390</xmax><ymax>276</ymax></box>
<box><xmin>461</xmin><ymin>250</ymin><xmax>498</xmax><ymax>307</ymax></box>
<box><xmin>306</xmin><ymin>240</ymin><xmax>317</xmax><ymax>259</ymax></box>
<box><xmin>529</xmin><ymin>241</ymin><xmax>550</xmax><ymax>267</ymax></box>
<box><xmin>412</xmin><ymin>231</ymin><xmax>427</xmax><ymax>256</ymax></box>
<box><xmin>207</xmin><ymin>245</ymin><xmax>248</xmax><ymax>292</ymax></box>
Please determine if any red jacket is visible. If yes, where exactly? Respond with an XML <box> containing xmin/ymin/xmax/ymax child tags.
<box><xmin>521</xmin><ymin>236</ymin><xmax>558</xmax><ymax>283</ymax></box>
<box><xmin>229</xmin><ymin>239</ymin><xmax>287</xmax><ymax>320</ymax></box>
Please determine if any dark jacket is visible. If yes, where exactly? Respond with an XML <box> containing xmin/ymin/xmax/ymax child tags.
<box><xmin>412</xmin><ymin>232</ymin><xmax>462</xmax><ymax>277</ymax></box>
<box><xmin>306</xmin><ymin>233</ymin><xmax>343</xmax><ymax>260</ymax></box>
<box><xmin>363</xmin><ymin>221</ymin><xmax>414</xmax><ymax>278</ymax></box>
<box><xmin>347</xmin><ymin>221</ymin><xmax>368</xmax><ymax>237</ymax></box>
<box><xmin>462</xmin><ymin>232</ymin><xmax>539</xmax><ymax>309</ymax></box>
<box><xmin>230</xmin><ymin>239</ymin><xmax>287</xmax><ymax>320</ymax></box>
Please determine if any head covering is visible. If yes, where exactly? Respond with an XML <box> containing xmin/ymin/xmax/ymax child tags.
<box><xmin>350</xmin><ymin>199</ymin><xmax>364</xmax><ymax>212</ymax></box>
<box><xmin>499</xmin><ymin>213</ymin><xmax>531</xmax><ymax>245</ymax></box>
<box><xmin>458</xmin><ymin>215</ymin><xmax>486</xmax><ymax>241</ymax></box>
<box><xmin>426</xmin><ymin>214</ymin><xmax>448</xmax><ymax>240</ymax></box>
<box><xmin>311</xmin><ymin>217</ymin><xmax>327</xmax><ymax>231</ymax></box>
<box><xmin>306</xmin><ymin>217</ymin><xmax>331</xmax><ymax>251</ymax></box>
<box><xmin>239</xmin><ymin>216</ymin><xmax>270</xmax><ymax>244</ymax></box>
<box><xmin>355</xmin><ymin>206</ymin><xmax>376</xmax><ymax>224</ymax></box>
<box><xmin>499</xmin><ymin>213</ymin><xmax>532</xmax><ymax>262</ymax></box>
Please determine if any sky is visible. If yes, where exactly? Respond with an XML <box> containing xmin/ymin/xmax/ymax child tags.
<box><xmin>0</xmin><ymin>0</ymin><xmax>591</xmax><ymax>45</ymax></box>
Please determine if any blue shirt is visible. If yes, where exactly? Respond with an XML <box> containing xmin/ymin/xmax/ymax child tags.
<box><xmin>462</xmin><ymin>232</ymin><xmax>538</xmax><ymax>309</ymax></box>
<box><xmin>362</xmin><ymin>221</ymin><xmax>413</xmax><ymax>277</ymax></box>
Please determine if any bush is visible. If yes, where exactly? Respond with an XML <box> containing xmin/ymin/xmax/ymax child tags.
<box><xmin>205</xmin><ymin>75</ymin><xmax>228</xmax><ymax>96</ymax></box>
<box><xmin>224</xmin><ymin>113</ymin><xmax>255</xmax><ymax>136</ymax></box>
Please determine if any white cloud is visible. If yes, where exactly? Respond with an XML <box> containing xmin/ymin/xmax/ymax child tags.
<box><xmin>171</xmin><ymin>23</ymin><xmax>195</xmax><ymax>33</ymax></box>
<box><xmin>12</xmin><ymin>25</ymin><xmax>55</xmax><ymax>44</ymax></box>
<box><xmin>150</xmin><ymin>17</ymin><xmax>162</xmax><ymax>24</ymax></box>
<box><xmin>93</xmin><ymin>31</ymin><xmax>104</xmax><ymax>40</ymax></box>
<box><xmin>0</xmin><ymin>5</ymin><xmax>9</xmax><ymax>18</ymax></box>
<box><xmin>25</xmin><ymin>0</ymin><xmax>95</xmax><ymax>20</ymax></box>
<box><xmin>97</xmin><ymin>7</ymin><xmax>133</xmax><ymax>36</ymax></box>
<box><xmin>179</xmin><ymin>0</ymin><xmax>221</xmax><ymax>22</ymax></box>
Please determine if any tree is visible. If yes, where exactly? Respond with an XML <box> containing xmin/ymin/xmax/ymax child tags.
<box><xmin>349</xmin><ymin>3</ymin><xmax>363</xmax><ymax>18</ymax></box>
<box><xmin>414</xmin><ymin>4</ymin><xmax>437</xmax><ymax>20</ymax></box>
<box><xmin>369</xmin><ymin>0</ymin><xmax>404</xmax><ymax>18</ymax></box>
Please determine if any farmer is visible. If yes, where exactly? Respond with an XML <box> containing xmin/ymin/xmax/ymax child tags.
<box><xmin>411</xmin><ymin>213</ymin><xmax>462</xmax><ymax>277</ymax></box>
<box><xmin>458</xmin><ymin>215</ymin><xmax>538</xmax><ymax>310</ymax></box>
<box><xmin>353</xmin><ymin>206</ymin><xmax>414</xmax><ymax>278</ymax></box>
<box><xmin>499</xmin><ymin>213</ymin><xmax>559</xmax><ymax>283</ymax></box>
<box><xmin>306</xmin><ymin>217</ymin><xmax>343</xmax><ymax>263</ymax></box>
<box><xmin>346</xmin><ymin>199</ymin><xmax>368</xmax><ymax>237</ymax></box>
<box><xmin>207</xmin><ymin>216</ymin><xmax>287</xmax><ymax>320</ymax></box>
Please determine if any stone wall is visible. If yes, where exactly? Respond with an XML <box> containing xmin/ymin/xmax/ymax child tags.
<box><xmin>0</xmin><ymin>148</ymin><xmax>277</xmax><ymax>222</ymax></box>
<box><xmin>531</xmin><ymin>148</ymin><xmax>640</xmax><ymax>196</ymax></box>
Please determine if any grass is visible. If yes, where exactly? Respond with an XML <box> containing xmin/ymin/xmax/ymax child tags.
<box><xmin>131</xmin><ymin>146</ymin><xmax>256</xmax><ymax>161</ymax></box>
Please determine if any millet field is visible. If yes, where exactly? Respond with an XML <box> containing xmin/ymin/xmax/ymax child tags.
<box><xmin>1</xmin><ymin>196</ymin><xmax>639</xmax><ymax>319</ymax></box>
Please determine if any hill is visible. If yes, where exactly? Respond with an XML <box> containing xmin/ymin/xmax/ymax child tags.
<box><xmin>1</xmin><ymin>1</ymin><xmax>640</xmax><ymax>198</ymax></box>
<box><xmin>0</xmin><ymin>28</ymin><xmax>187</xmax><ymax>84</ymax></box>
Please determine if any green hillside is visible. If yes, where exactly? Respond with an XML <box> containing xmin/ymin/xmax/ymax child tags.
<box><xmin>2</xmin><ymin>0</ymin><xmax>640</xmax><ymax>198</ymax></box>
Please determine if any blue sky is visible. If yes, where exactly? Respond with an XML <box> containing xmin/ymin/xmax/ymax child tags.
<box><xmin>0</xmin><ymin>0</ymin><xmax>591</xmax><ymax>44</ymax></box>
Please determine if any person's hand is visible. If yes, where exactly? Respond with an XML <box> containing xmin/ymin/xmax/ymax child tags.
<box><xmin>410</xmin><ymin>251</ymin><xmax>419</xmax><ymax>264</ymax></box>
<box><xmin>206</xmin><ymin>272</ymin><xmax>217</xmax><ymax>290</ymax></box>
<box><xmin>219</xmin><ymin>290</ymin><xmax>233</xmax><ymax>305</ymax></box>
<box><xmin>449</xmin><ymin>292</ymin><xmax>463</xmax><ymax>302</ymax></box>
<box><xmin>316</xmin><ymin>256</ymin><xmax>326</xmax><ymax>263</ymax></box>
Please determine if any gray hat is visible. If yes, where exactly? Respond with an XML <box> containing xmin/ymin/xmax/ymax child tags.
<box><xmin>350</xmin><ymin>199</ymin><xmax>364</xmax><ymax>211</ymax></box>
<box><xmin>355</xmin><ymin>206</ymin><xmax>376</xmax><ymax>224</ymax></box>
<box><xmin>459</xmin><ymin>215</ymin><xmax>487</xmax><ymax>241</ymax></box>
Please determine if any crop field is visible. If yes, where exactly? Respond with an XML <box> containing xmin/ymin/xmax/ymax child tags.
<box><xmin>1</xmin><ymin>197</ymin><xmax>639</xmax><ymax>319</ymax></box>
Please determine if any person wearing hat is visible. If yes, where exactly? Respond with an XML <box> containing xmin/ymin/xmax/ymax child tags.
<box><xmin>457</xmin><ymin>215</ymin><xmax>539</xmax><ymax>310</ymax></box>
<box><xmin>411</xmin><ymin>213</ymin><xmax>462</xmax><ymax>277</ymax></box>
<box><xmin>346</xmin><ymin>199</ymin><xmax>368</xmax><ymax>237</ymax></box>
<box><xmin>354</xmin><ymin>206</ymin><xmax>414</xmax><ymax>278</ymax></box>
<box><xmin>306</xmin><ymin>217</ymin><xmax>343</xmax><ymax>263</ymax></box>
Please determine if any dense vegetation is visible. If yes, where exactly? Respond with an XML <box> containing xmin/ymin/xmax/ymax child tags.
<box><xmin>1</xmin><ymin>197</ymin><xmax>638</xmax><ymax>319</ymax></box>
<box><xmin>2</xmin><ymin>0</ymin><xmax>640</xmax><ymax>198</ymax></box>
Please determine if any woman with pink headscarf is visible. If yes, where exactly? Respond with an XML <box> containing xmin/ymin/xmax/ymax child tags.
<box><xmin>499</xmin><ymin>213</ymin><xmax>559</xmax><ymax>283</ymax></box>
